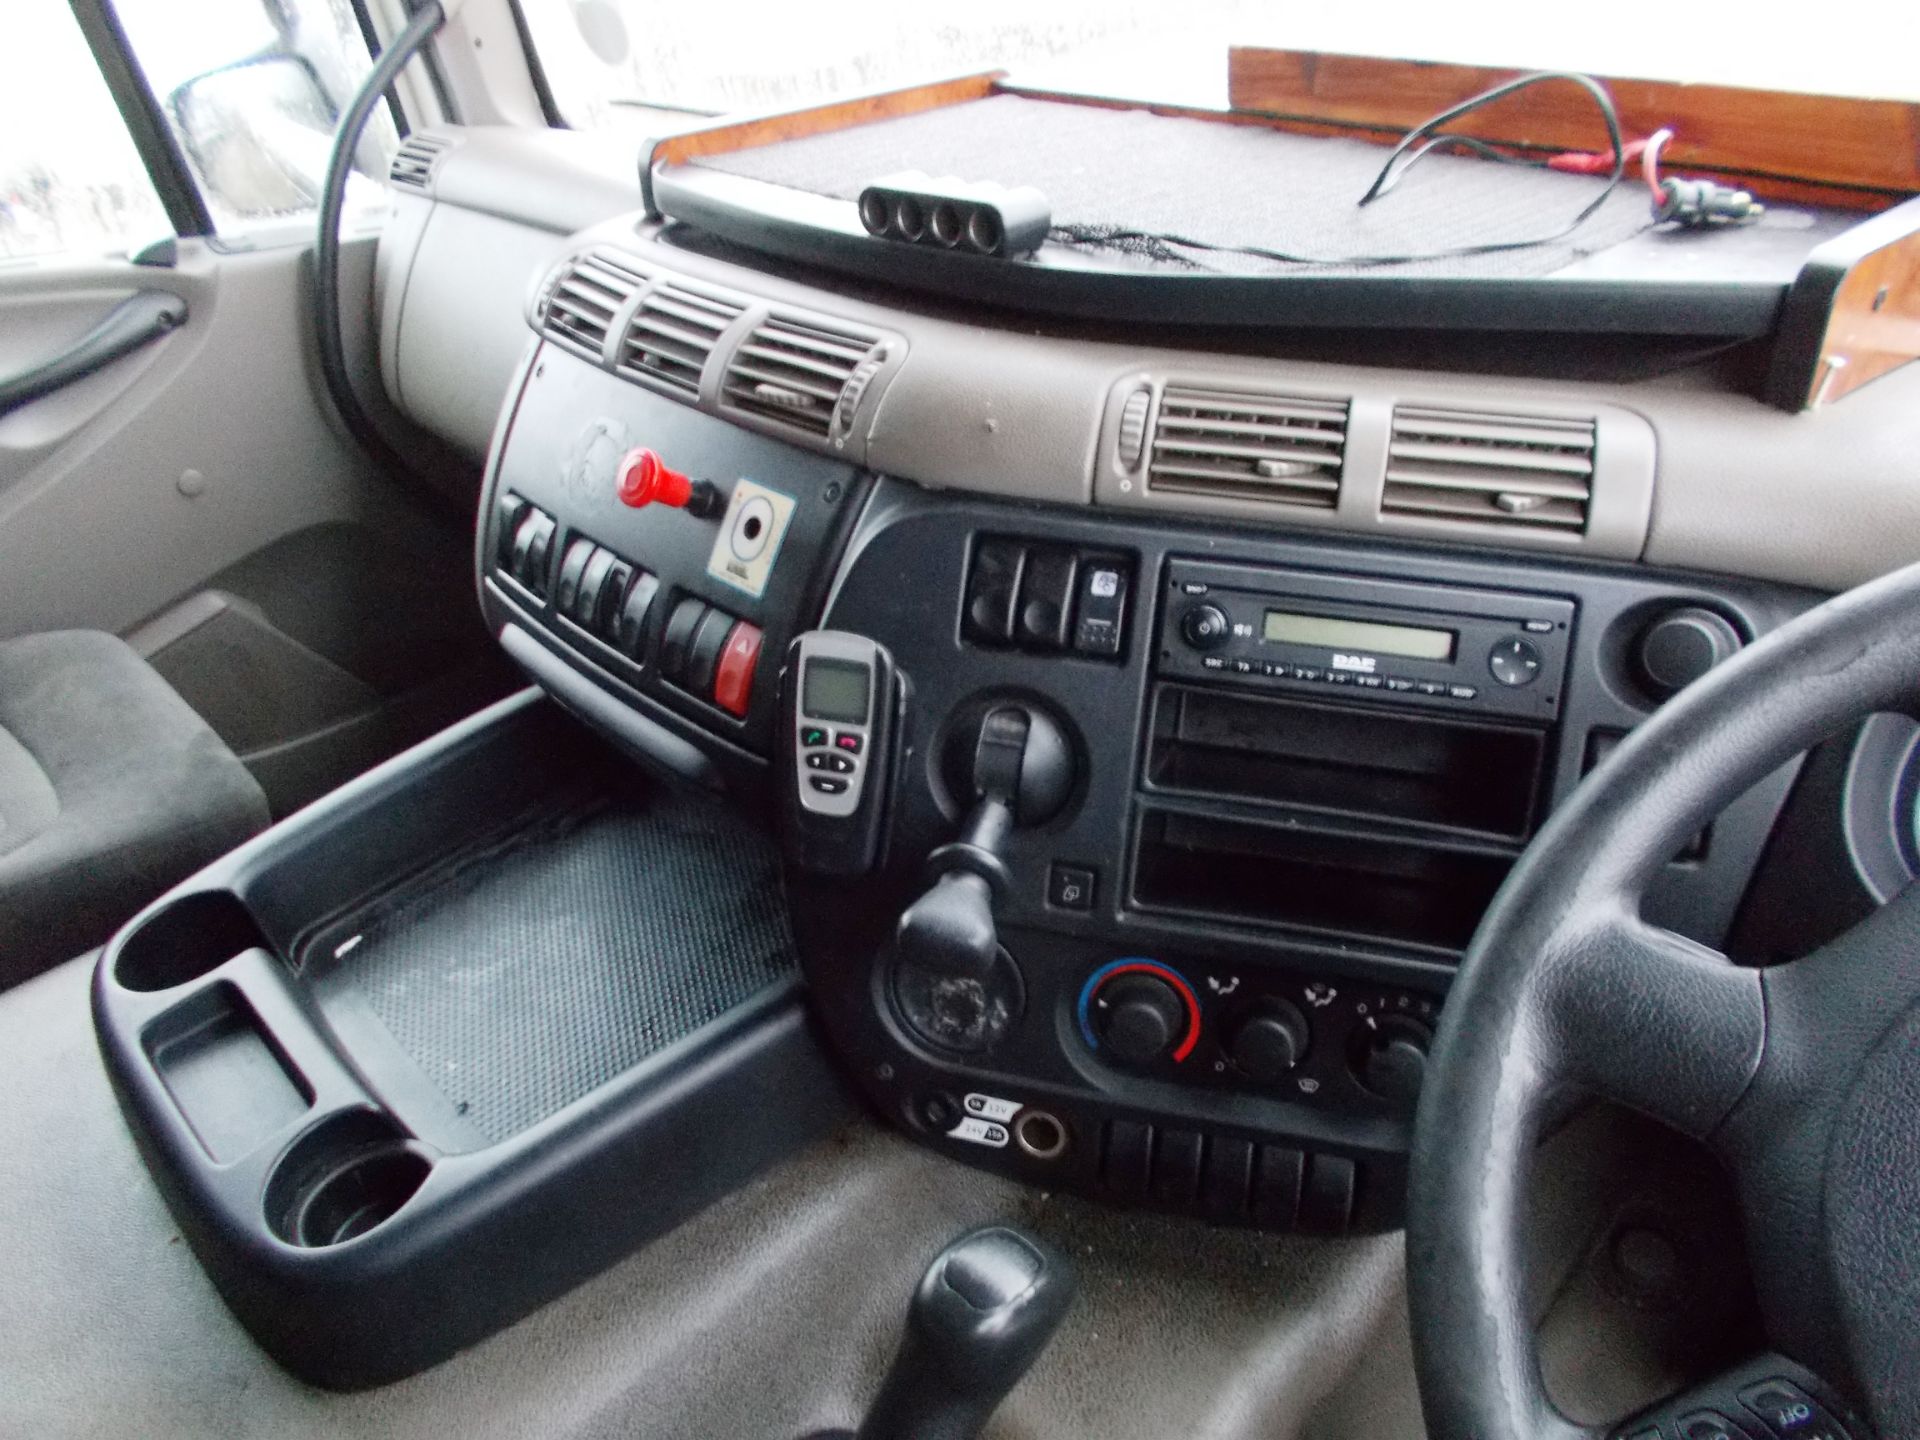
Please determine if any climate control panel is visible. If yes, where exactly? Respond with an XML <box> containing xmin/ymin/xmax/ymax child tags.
<box><xmin>1076</xmin><ymin>957</ymin><xmax>1440</xmax><ymax>1117</ymax></box>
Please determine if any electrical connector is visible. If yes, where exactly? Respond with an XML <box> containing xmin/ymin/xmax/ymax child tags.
<box><xmin>1652</xmin><ymin>177</ymin><xmax>1766</xmax><ymax>228</ymax></box>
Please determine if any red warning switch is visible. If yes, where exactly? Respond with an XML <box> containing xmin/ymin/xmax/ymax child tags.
<box><xmin>713</xmin><ymin>620</ymin><xmax>762</xmax><ymax>717</ymax></box>
<box><xmin>616</xmin><ymin>447</ymin><xmax>694</xmax><ymax>509</ymax></box>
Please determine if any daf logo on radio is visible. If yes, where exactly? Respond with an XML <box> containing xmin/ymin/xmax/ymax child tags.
<box><xmin>1331</xmin><ymin>653</ymin><xmax>1377</xmax><ymax>673</ymax></box>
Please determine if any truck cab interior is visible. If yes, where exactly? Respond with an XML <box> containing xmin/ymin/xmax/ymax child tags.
<box><xmin>4</xmin><ymin>3</ymin><xmax>1918</xmax><ymax>1437</ymax></box>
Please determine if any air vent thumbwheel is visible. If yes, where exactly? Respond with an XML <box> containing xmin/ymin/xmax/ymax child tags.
<box><xmin>857</xmin><ymin>171</ymin><xmax>1051</xmax><ymax>258</ymax></box>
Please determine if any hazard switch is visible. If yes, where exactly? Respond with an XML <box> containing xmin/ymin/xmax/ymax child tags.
<box><xmin>713</xmin><ymin>620</ymin><xmax>763</xmax><ymax>718</ymax></box>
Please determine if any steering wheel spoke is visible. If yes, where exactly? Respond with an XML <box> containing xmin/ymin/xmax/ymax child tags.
<box><xmin>1540</xmin><ymin>912</ymin><xmax>1766</xmax><ymax>1142</ymax></box>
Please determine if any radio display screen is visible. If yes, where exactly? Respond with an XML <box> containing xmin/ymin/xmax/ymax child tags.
<box><xmin>1263</xmin><ymin>609</ymin><xmax>1457</xmax><ymax>662</ymax></box>
<box><xmin>802</xmin><ymin>657</ymin><xmax>872</xmax><ymax>723</ymax></box>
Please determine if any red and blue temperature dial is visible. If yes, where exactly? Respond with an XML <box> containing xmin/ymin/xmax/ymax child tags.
<box><xmin>1078</xmin><ymin>959</ymin><xmax>1203</xmax><ymax>1066</ymax></box>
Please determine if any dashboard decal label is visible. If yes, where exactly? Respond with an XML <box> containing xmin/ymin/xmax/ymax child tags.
<box><xmin>961</xmin><ymin>1092</ymin><xmax>1021</xmax><ymax>1123</ymax></box>
<box><xmin>947</xmin><ymin>1116</ymin><xmax>1011</xmax><ymax>1148</ymax></box>
<box><xmin>707</xmin><ymin>477</ymin><xmax>796</xmax><ymax>599</ymax></box>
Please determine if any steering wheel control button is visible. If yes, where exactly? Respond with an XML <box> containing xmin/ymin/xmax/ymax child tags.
<box><xmin>1047</xmin><ymin>862</ymin><xmax>1096</xmax><ymax>912</ymax></box>
<box><xmin>1487</xmin><ymin>635</ymin><xmax>1543</xmax><ymax>687</ymax></box>
<box><xmin>1678</xmin><ymin>1412</ymin><xmax>1760</xmax><ymax>1440</ymax></box>
<box><xmin>1180</xmin><ymin>602</ymin><xmax>1231</xmax><ymax>650</ymax></box>
<box><xmin>1224</xmin><ymin>999</ymin><xmax>1311</xmax><ymax>1083</ymax></box>
<box><xmin>1738</xmin><ymin>1381</ymin><xmax>1846</xmax><ymax>1440</ymax></box>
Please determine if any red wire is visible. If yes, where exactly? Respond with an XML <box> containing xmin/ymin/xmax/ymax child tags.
<box><xmin>1642</xmin><ymin>127</ymin><xmax>1676</xmax><ymax>196</ymax></box>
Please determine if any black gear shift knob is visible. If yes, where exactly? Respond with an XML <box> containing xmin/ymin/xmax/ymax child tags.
<box><xmin>855</xmin><ymin>1225</ymin><xmax>1077</xmax><ymax>1440</ymax></box>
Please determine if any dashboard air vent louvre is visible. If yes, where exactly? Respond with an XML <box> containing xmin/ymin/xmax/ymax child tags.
<box><xmin>1384</xmin><ymin>406</ymin><xmax>1596</xmax><ymax>534</ymax></box>
<box><xmin>1147</xmin><ymin>387</ymin><xmax>1348</xmax><ymax>508</ymax></box>
<box><xmin>722</xmin><ymin>314</ymin><xmax>881</xmax><ymax>438</ymax></box>
<box><xmin>389</xmin><ymin>133</ymin><xmax>454</xmax><ymax>190</ymax></box>
<box><xmin>617</xmin><ymin>281</ymin><xmax>745</xmax><ymax>398</ymax></box>
<box><xmin>541</xmin><ymin>249</ymin><xmax>646</xmax><ymax>356</ymax></box>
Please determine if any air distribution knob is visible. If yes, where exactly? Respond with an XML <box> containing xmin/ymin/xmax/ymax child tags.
<box><xmin>1354</xmin><ymin>1014</ymin><xmax>1434</xmax><ymax>1109</ymax></box>
<box><xmin>1224</xmin><ymin>999</ymin><xmax>1311</xmax><ymax>1084</ymax></box>
<box><xmin>1094</xmin><ymin>973</ymin><xmax>1188</xmax><ymax>1066</ymax></box>
<box><xmin>1635</xmin><ymin>607</ymin><xmax>1742</xmax><ymax>699</ymax></box>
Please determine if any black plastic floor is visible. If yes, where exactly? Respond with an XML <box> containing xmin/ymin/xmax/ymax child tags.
<box><xmin>303</xmin><ymin>787</ymin><xmax>796</xmax><ymax>1144</ymax></box>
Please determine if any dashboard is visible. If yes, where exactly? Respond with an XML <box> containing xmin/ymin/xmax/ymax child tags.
<box><xmin>379</xmin><ymin>125</ymin><xmax>1920</xmax><ymax>1237</ymax></box>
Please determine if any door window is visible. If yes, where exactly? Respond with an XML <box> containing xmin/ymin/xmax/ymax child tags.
<box><xmin>0</xmin><ymin>0</ymin><xmax>170</xmax><ymax>261</ymax></box>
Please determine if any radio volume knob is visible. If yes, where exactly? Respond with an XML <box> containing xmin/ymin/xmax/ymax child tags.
<box><xmin>1180</xmin><ymin>603</ymin><xmax>1231</xmax><ymax>651</ymax></box>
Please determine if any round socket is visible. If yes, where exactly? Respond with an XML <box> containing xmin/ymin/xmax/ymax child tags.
<box><xmin>966</xmin><ymin>207</ymin><xmax>1004</xmax><ymax>255</ymax></box>
<box><xmin>891</xmin><ymin>196</ymin><xmax>926</xmax><ymax>241</ymax></box>
<box><xmin>929</xmin><ymin>202</ymin><xmax>964</xmax><ymax>248</ymax></box>
<box><xmin>858</xmin><ymin>190</ymin><xmax>892</xmax><ymax>236</ymax></box>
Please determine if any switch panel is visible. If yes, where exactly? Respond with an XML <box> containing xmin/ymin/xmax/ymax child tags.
<box><xmin>965</xmin><ymin>534</ymin><xmax>1133</xmax><ymax>659</ymax></box>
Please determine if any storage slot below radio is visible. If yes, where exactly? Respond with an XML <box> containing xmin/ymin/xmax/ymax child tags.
<box><xmin>1132</xmin><ymin>808</ymin><xmax>1513</xmax><ymax>952</ymax></box>
<box><xmin>1148</xmin><ymin>685</ymin><xmax>1545</xmax><ymax>840</ymax></box>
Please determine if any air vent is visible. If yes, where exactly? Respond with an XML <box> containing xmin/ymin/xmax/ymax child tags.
<box><xmin>1147</xmin><ymin>387</ymin><xmax>1348</xmax><ymax>508</ymax></box>
<box><xmin>1384</xmin><ymin>407</ymin><xmax>1595</xmax><ymax>534</ymax></box>
<box><xmin>617</xmin><ymin>281</ymin><xmax>745</xmax><ymax>398</ymax></box>
<box><xmin>388</xmin><ymin>133</ymin><xmax>454</xmax><ymax>190</ymax></box>
<box><xmin>723</xmin><ymin>315</ymin><xmax>881</xmax><ymax>438</ymax></box>
<box><xmin>540</xmin><ymin>249</ymin><xmax>646</xmax><ymax>357</ymax></box>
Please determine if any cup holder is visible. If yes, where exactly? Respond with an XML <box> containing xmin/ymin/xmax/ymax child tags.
<box><xmin>113</xmin><ymin>891</ymin><xmax>271</xmax><ymax>992</ymax></box>
<box><xmin>266</xmin><ymin>1110</ymin><xmax>433</xmax><ymax>1248</ymax></box>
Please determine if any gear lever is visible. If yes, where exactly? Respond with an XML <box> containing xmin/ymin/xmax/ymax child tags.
<box><xmin>854</xmin><ymin>1225</ymin><xmax>1077</xmax><ymax>1440</ymax></box>
<box><xmin>892</xmin><ymin>705</ymin><xmax>1073</xmax><ymax>1052</ymax></box>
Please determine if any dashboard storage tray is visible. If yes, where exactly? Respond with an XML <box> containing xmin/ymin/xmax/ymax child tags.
<box><xmin>92</xmin><ymin>690</ymin><xmax>848</xmax><ymax>1389</ymax></box>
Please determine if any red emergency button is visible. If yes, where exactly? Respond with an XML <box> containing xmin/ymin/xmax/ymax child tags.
<box><xmin>712</xmin><ymin>620</ymin><xmax>762</xmax><ymax>718</ymax></box>
<box><xmin>616</xmin><ymin>447</ymin><xmax>694</xmax><ymax>509</ymax></box>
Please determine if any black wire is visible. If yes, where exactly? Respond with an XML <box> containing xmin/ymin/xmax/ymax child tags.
<box><xmin>315</xmin><ymin>0</ymin><xmax>450</xmax><ymax>497</ymax></box>
<box><xmin>1048</xmin><ymin>71</ymin><xmax>1628</xmax><ymax>271</ymax></box>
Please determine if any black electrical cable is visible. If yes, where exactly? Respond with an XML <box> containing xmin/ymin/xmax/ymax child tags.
<box><xmin>1049</xmin><ymin>71</ymin><xmax>1631</xmax><ymax>271</ymax></box>
<box><xmin>315</xmin><ymin>0</ymin><xmax>449</xmax><ymax>496</ymax></box>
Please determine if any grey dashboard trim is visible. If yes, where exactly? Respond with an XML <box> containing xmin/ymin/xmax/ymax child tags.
<box><xmin>378</xmin><ymin>125</ymin><xmax>1920</xmax><ymax>595</ymax></box>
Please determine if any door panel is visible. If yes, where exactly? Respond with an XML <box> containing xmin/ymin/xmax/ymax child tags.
<box><xmin>0</xmin><ymin>236</ymin><xmax>398</xmax><ymax>642</ymax></box>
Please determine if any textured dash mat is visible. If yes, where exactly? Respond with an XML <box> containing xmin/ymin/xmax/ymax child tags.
<box><xmin>307</xmin><ymin>792</ymin><xmax>795</xmax><ymax>1144</ymax></box>
<box><xmin>695</xmin><ymin>93</ymin><xmax>1654</xmax><ymax>279</ymax></box>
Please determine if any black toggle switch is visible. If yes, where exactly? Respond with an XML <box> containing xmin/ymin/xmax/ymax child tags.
<box><xmin>1072</xmin><ymin>554</ymin><xmax>1129</xmax><ymax>657</ymax></box>
<box><xmin>613</xmin><ymin>571</ymin><xmax>659</xmax><ymax>656</ymax></box>
<box><xmin>964</xmin><ymin>540</ymin><xmax>1025</xmax><ymax>645</ymax></box>
<box><xmin>659</xmin><ymin>596</ymin><xmax>708</xmax><ymax>682</ymax></box>
<box><xmin>1015</xmin><ymin>546</ymin><xmax>1077</xmax><ymax>650</ymax></box>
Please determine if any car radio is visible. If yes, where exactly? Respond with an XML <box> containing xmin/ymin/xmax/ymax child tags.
<box><xmin>1158</xmin><ymin>558</ymin><xmax>1574</xmax><ymax>722</ymax></box>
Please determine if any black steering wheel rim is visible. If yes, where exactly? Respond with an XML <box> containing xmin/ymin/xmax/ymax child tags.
<box><xmin>1407</xmin><ymin>558</ymin><xmax>1920</xmax><ymax>1440</ymax></box>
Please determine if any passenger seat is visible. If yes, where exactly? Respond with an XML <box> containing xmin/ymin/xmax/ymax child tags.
<box><xmin>0</xmin><ymin>631</ymin><xmax>268</xmax><ymax>987</ymax></box>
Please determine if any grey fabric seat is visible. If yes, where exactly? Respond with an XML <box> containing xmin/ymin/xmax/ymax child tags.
<box><xmin>0</xmin><ymin>631</ymin><xmax>268</xmax><ymax>988</ymax></box>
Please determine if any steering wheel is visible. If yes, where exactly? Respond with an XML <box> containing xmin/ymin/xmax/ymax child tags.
<box><xmin>1409</xmin><ymin>559</ymin><xmax>1920</xmax><ymax>1440</ymax></box>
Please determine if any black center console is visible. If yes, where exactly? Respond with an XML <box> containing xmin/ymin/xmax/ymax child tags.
<box><xmin>781</xmin><ymin>486</ymin><xmax>1809</xmax><ymax>1235</ymax></box>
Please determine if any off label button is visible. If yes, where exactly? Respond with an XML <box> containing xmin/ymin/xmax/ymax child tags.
<box><xmin>948</xmin><ymin>1116</ymin><xmax>1011</xmax><ymax>1148</ymax></box>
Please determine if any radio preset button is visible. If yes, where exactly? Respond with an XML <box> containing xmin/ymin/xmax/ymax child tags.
<box><xmin>1415</xmin><ymin>681</ymin><xmax>1446</xmax><ymax>696</ymax></box>
<box><xmin>1354</xmin><ymin>674</ymin><xmax>1383</xmax><ymax>688</ymax></box>
<box><xmin>1448</xmin><ymin>684</ymin><xmax>1478</xmax><ymax>700</ymax></box>
<box><xmin>1385</xmin><ymin>677</ymin><xmax>1415</xmax><ymax>692</ymax></box>
<box><xmin>1488</xmin><ymin>636</ymin><xmax>1544</xmax><ymax>687</ymax></box>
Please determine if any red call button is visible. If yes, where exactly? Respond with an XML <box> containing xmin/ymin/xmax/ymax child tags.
<box><xmin>713</xmin><ymin>621</ymin><xmax>762</xmax><ymax>717</ymax></box>
<box><xmin>616</xmin><ymin>447</ymin><xmax>694</xmax><ymax>509</ymax></box>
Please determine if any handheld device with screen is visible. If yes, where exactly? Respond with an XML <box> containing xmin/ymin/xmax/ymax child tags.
<box><xmin>781</xmin><ymin>630</ymin><xmax>897</xmax><ymax>875</ymax></box>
